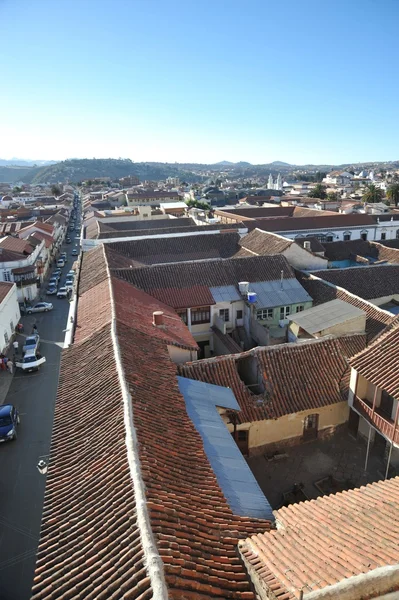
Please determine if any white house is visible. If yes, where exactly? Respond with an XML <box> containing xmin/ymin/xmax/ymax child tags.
<box><xmin>0</xmin><ymin>236</ymin><xmax>44</xmax><ymax>302</ymax></box>
<box><xmin>0</xmin><ymin>282</ymin><xmax>21</xmax><ymax>352</ymax></box>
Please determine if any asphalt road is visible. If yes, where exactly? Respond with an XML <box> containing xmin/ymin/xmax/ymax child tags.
<box><xmin>0</xmin><ymin>234</ymin><xmax>80</xmax><ymax>600</ymax></box>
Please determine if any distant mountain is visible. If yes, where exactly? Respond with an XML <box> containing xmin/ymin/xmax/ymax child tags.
<box><xmin>269</xmin><ymin>161</ymin><xmax>292</xmax><ymax>167</ymax></box>
<box><xmin>214</xmin><ymin>161</ymin><xmax>235</xmax><ymax>166</ymax></box>
<box><xmin>0</xmin><ymin>158</ymin><xmax>56</xmax><ymax>167</ymax></box>
<box><xmin>0</xmin><ymin>165</ymin><xmax>42</xmax><ymax>184</ymax></box>
<box><xmin>21</xmin><ymin>158</ymin><xmax>204</xmax><ymax>185</ymax></box>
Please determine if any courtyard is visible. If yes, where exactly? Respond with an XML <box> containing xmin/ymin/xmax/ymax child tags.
<box><xmin>247</xmin><ymin>427</ymin><xmax>391</xmax><ymax>509</ymax></box>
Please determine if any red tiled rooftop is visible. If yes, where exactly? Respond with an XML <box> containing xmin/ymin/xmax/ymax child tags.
<box><xmin>178</xmin><ymin>336</ymin><xmax>364</xmax><ymax>424</ymax></box>
<box><xmin>0</xmin><ymin>235</ymin><xmax>33</xmax><ymax>254</ymax></box>
<box><xmin>0</xmin><ymin>281</ymin><xmax>14</xmax><ymax>303</ymax></box>
<box><xmin>350</xmin><ymin>320</ymin><xmax>399</xmax><ymax>401</ymax></box>
<box><xmin>239</xmin><ymin>476</ymin><xmax>399</xmax><ymax>599</ymax></box>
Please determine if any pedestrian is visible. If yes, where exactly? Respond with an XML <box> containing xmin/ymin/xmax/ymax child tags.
<box><xmin>13</xmin><ymin>339</ymin><xmax>19</xmax><ymax>354</ymax></box>
<box><xmin>7</xmin><ymin>359</ymin><xmax>13</xmax><ymax>374</ymax></box>
<box><xmin>32</xmin><ymin>324</ymin><xmax>38</xmax><ymax>335</ymax></box>
<box><xmin>3</xmin><ymin>357</ymin><xmax>8</xmax><ymax>369</ymax></box>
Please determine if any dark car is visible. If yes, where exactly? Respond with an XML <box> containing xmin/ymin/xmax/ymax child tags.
<box><xmin>0</xmin><ymin>404</ymin><xmax>19</xmax><ymax>442</ymax></box>
<box><xmin>66</xmin><ymin>237</ymin><xmax>72</xmax><ymax>244</ymax></box>
<box><xmin>46</xmin><ymin>285</ymin><xmax>57</xmax><ymax>295</ymax></box>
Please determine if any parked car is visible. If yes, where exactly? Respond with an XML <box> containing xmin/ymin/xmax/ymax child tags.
<box><xmin>57</xmin><ymin>287</ymin><xmax>68</xmax><ymax>298</ymax></box>
<box><xmin>60</xmin><ymin>252</ymin><xmax>67</xmax><ymax>260</ymax></box>
<box><xmin>46</xmin><ymin>285</ymin><xmax>57</xmax><ymax>295</ymax></box>
<box><xmin>26</xmin><ymin>302</ymin><xmax>53</xmax><ymax>314</ymax></box>
<box><xmin>16</xmin><ymin>349</ymin><xmax>46</xmax><ymax>373</ymax></box>
<box><xmin>67</xmin><ymin>270</ymin><xmax>75</xmax><ymax>278</ymax></box>
<box><xmin>23</xmin><ymin>334</ymin><xmax>40</xmax><ymax>353</ymax></box>
<box><xmin>49</xmin><ymin>276</ymin><xmax>59</xmax><ymax>286</ymax></box>
<box><xmin>57</xmin><ymin>259</ymin><xmax>65</xmax><ymax>268</ymax></box>
<box><xmin>0</xmin><ymin>404</ymin><xmax>19</xmax><ymax>442</ymax></box>
<box><xmin>66</xmin><ymin>237</ymin><xmax>71</xmax><ymax>244</ymax></box>
<box><xmin>71</xmin><ymin>248</ymin><xmax>79</xmax><ymax>256</ymax></box>
<box><xmin>53</xmin><ymin>268</ymin><xmax>62</xmax><ymax>277</ymax></box>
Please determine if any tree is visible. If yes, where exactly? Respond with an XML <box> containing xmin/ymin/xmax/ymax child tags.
<box><xmin>362</xmin><ymin>184</ymin><xmax>384</xmax><ymax>204</ymax></box>
<box><xmin>386</xmin><ymin>183</ymin><xmax>399</xmax><ymax>206</ymax></box>
<box><xmin>327</xmin><ymin>191</ymin><xmax>339</xmax><ymax>201</ymax></box>
<box><xmin>308</xmin><ymin>184</ymin><xmax>327</xmax><ymax>199</ymax></box>
<box><xmin>186</xmin><ymin>199</ymin><xmax>210</xmax><ymax>210</ymax></box>
<box><xmin>12</xmin><ymin>186</ymin><xmax>22</xmax><ymax>194</ymax></box>
<box><xmin>51</xmin><ymin>184</ymin><xmax>62</xmax><ymax>197</ymax></box>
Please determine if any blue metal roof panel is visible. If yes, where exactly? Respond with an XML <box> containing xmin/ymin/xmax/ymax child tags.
<box><xmin>210</xmin><ymin>285</ymin><xmax>242</xmax><ymax>304</ymax></box>
<box><xmin>250</xmin><ymin>279</ymin><xmax>312</xmax><ymax>308</ymax></box>
<box><xmin>177</xmin><ymin>376</ymin><xmax>274</xmax><ymax>520</ymax></box>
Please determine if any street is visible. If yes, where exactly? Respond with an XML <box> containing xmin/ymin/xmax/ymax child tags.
<box><xmin>0</xmin><ymin>238</ymin><xmax>79</xmax><ymax>600</ymax></box>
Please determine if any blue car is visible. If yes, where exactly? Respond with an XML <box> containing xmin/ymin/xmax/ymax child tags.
<box><xmin>0</xmin><ymin>404</ymin><xmax>19</xmax><ymax>442</ymax></box>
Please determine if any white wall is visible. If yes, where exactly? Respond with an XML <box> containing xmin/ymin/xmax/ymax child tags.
<box><xmin>0</xmin><ymin>284</ymin><xmax>20</xmax><ymax>352</ymax></box>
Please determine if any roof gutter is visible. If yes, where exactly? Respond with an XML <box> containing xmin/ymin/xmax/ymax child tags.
<box><xmin>103</xmin><ymin>245</ymin><xmax>168</xmax><ymax>599</ymax></box>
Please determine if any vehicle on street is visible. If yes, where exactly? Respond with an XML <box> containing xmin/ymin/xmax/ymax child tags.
<box><xmin>49</xmin><ymin>275</ymin><xmax>59</xmax><ymax>285</ymax></box>
<box><xmin>26</xmin><ymin>302</ymin><xmax>53</xmax><ymax>314</ymax></box>
<box><xmin>67</xmin><ymin>270</ymin><xmax>75</xmax><ymax>277</ymax></box>
<box><xmin>0</xmin><ymin>405</ymin><xmax>19</xmax><ymax>442</ymax></box>
<box><xmin>16</xmin><ymin>349</ymin><xmax>46</xmax><ymax>373</ymax></box>
<box><xmin>66</xmin><ymin>237</ymin><xmax>71</xmax><ymax>244</ymax></box>
<box><xmin>53</xmin><ymin>268</ymin><xmax>62</xmax><ymax>277</ymax></box>
<box><xmin>60</xmin><ymin>252</ymin><xmax>67</xmax><ymax>259</ymax></box>
<box><xmin>57</xmin><ymin>287</ymin><xmax>68</xmax><ymax>298</ymax></box>
<box><xmin>57</xmin><ymin>259</ymin><xmax>65</xmax><ymax>268</ymax></box>
<box><xmin>46</xmin><ymin>285</ymin><xmax>57</xmax><ymax>295</ymax></box>
<box><xmin>22</xmin><ymin>334</ymin><xmax>40</xmax><ymax>353</ymax></box>
<box><xmin>71</xmin><ymin>248</ymin><xmax>79</xmax><ymax>256</ymax></box>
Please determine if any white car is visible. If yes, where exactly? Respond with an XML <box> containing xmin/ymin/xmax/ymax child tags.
<box><xmin>57</xmin><ymin>259</ymin><xmax>65</xmax><ymax>268</ymax></box>
<box><xmin>16</xmin><ymin>349</ymin><xmax>46</xmax><ymax>373</ymax></box>
<box><xmin>26</xmin><ymin>302</ymin><xmax>53</xmax><ymax>314</ymax></box>
<box><xmin>57</xmin><ymin>287</ymin><xmax>68</xmax><ymax>298</ymax></box>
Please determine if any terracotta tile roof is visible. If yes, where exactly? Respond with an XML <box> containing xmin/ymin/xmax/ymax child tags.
<box><xmin>32</xmin><ymin>247</ymin><xmax>271</xmax><ymax>600</ymax></box>
<box><xmin>311</xmin><ymin>265</ymin><xmax>399</xmax><ymax>301</ymax></box>
<box><xmin>0</xmin><ymin>281</ymin><xmax>14</xmax><ymax>302</ymax></box>
<box><xmin>216</xmin><ymin>207</ymin><xmax>294</xmax><ymax>220</ymax></box>
<box><xmin>115</xmin><ymin>255</ymin><xmax>296</xmax><ymax>307</ymax></box>
<box><xmin>31</xmin><ymin>231</ymin><xmax>53</xmax><ymax>248</ymax></box>
<box><xmin>0</xmin><ymin>235</ymin><xmax>33</xmax><ymax>254</ymax></box>
<box><xmin>322</xmin><ymin>239</ymin><xmax>379</xmax><ymax>261</ymax></box>
<box><xmin>239</xmin><ymin>476</ymin><xmax>399</xmax><ymax>600</ymax></box>
<box><xmin>350</xmin><ymin>321</ymin><xmax>399</xmax><ymax>401</ymax></box>
<box><xmin>239</xmin><ymin>229</ymin><xmax>292</xmax><ymax>255</ymax></box>
<box><xmin>105</xmin><ymin>232</ymin><xmax>241</xmax><ymax>266</ymax></box>
<box><xmin>294</xmin><ymin>236</ymin><xmax>326</xmax><ymax>253</ymax></box>
<box><xmin>246</xmin><ymin>213</ymin><xmax>375</xmax><ymax>233</ymax></box>
<box><xmin>78</xmin><ymin>246</ymin><xmax>108</xmax><ymax>295</ymax></box>
<box><xmin>97</xmin><ymin>222</ymin><xmax>243</xmax><ymax>240</ymax></box>
<box><xmin>178</xmin><ymin>336</ymin><xmax>363</xmax><ymax>424</ymax></box>
<box><xmin>83</xmin><ymin>215</ymin><xmax>99</xmax><ymax>239</ymax></box>
<box><xmin>137</xmin><ymin>284</ymin><xmax>216</xmax><ymax>309</ymax></box>
<box><xmin>295</xmin><ymin>270</ymin><xmax>395</xmax><ymax>342</ymax></box>
<box><xmin>98</xmin><ymin>217</ymin><xmax>195</xmax><ymax>233</ymax></box>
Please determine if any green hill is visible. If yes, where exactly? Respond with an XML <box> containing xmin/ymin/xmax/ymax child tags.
<box><xmin>0</xmin><ymin>165</ymin><xmax>42</xmax><ymax>184</ymax></box>
<box><xmin>23</xmin><ymin>158</ymin><xmax>201</xmax><ymax>184</ymax></box>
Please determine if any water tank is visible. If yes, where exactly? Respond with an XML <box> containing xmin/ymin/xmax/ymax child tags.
<box><xmin>247</xmin><ymin>292</ymin><xmax>257</xmax><ymax>304</ymax></box>
<box><xmin>239</xmin><ymin>281</ymin><xmax>249</xmax><ymax>294</ymax></box>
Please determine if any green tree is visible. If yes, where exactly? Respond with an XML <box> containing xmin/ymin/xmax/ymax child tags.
<box><xmin>51</xmin><ymin>184</ymin><xmax>62</xmax><ymax>197</ymax></box>
<box><xmin>308</xmin><ymin>184</ymin><xmax>327</xmax><ymax>199</ymax></box>
<box><xmin>327</xmin><ymin>191</ymin><xmax>339</xmax><ymax>201</ymax></box>
<box><xmin>186</xmin><ymin>199</ymin><xmax>210</xmax><ymax>210</ymax></box>
<box><xmin>386</xmin><ymin>183</ymin><xmax>399</xmax><ymax>206</ymax></box>
<box><xmin>12</xmin><ymin>186</ymin><xmax>22</xmax><ymax>194</ymax></box>
<box><xmin>362</xmin><ymin>184</ymin><xmax>384</xmax><ymax>203</ymax></box>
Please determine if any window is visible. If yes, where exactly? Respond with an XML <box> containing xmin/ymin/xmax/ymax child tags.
<box><xmin>280</xmin><ymin>306</ymin><xmax>291</xmax><ymax>319</ymax></box>
<box><xmin>4</xmin><ymin>331</ymin><xmax>9</xmax><ymax>345</ymax></box>
<box><xmin>381</xmin><ymin>232</ymin><xmax>386</xmax><ymax>240</ymax></box>
<box><xmin>396</xmin><ymin>229</ymin><xmax>399</xmax><ymax>240</ymax></box>
<box><xmin>326</xmin><ymin>234</ymin><xmax>334</xmax><ymax>242</ymax></box>
<box><xmin>3</xmin><ymin>271</ymin><xmax>11</xmax><ymax>282</ymax></box>
<box><xmin>256</xmin><ymin>308</ymin><xmax>273</xmax><ymax>320</ymax></box>
<box><xmin>219</xmin><ymin>308</ymin><xmax>229</xmax><ymax>322</ymax></box>
<box><xmin>296</xmin><ymin>305</ymin><xmax>304</xmax><ymax>313</ymax></box>
<box><xmin>360</xmin><ymin>231</ymin><xmax>368</xmax><ymax>241</ymax></box>
<box><xmin>237</xmin><ymin>430</ymin><xmax>248</xmax><ymax>441</ymax></box>
<box><xmin>176</xmin><ymin>309</ymin><xmax>187</xmax><ymax>324</ymax></box>
<box><xmin>191</xmin><ymin>306</ymin><xmax>210</xmax><ymax>324</ymax></box>
<box><xmin>236</xmin><ymin>309</ymin><xmax>243</xmax><ymax>319</ymax></box>
<box><xmin>343</xmin><ymin>232</ymin><xmax>351</xmax><ymax>241</ymax></box>
<box><xmin>10</xmin><ymin>321</ymin><xmax>14</xmax><ymax>333</ymax></box>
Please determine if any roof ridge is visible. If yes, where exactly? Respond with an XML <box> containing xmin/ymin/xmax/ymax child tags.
<box><xmin>102</xmin><ymin>244</ymin><xmax>168</xmax><ymax>599</ymax></box>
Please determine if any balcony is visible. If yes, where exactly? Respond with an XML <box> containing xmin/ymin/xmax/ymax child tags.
<box><xmin>353</xmin><ymin>395</ymin><xmax>399</xmax><ymax>445</ymax></box>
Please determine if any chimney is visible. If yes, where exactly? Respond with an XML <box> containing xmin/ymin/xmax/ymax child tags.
<box><xmin>303</xmin><ymin>240</ymin><xmax>311</xmax><ymax>251</ymax></box>
<box><xmin>153</xmin><ymin>311</ymin><xmax>164</xmax><ymax>326</ymax></box>
<box><xmin>280</xmin><ymin>270</ymin><xmax>284</xmax><ymax>290</ymax></box>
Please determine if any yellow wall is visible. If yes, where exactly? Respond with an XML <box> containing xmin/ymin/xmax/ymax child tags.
<box><xmin>167</xmin><ymin>345</ymin><xmax>197</xmax><ymax>364</ymax></box>
<box><xmin>227</xmin><ymin>401</ymin><xmax>349</xmax><ymax>451</ymax></box>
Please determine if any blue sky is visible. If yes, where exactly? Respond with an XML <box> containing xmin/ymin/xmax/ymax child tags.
<box><xmin>1</xmin><ymin>0</ymin><xmax>398</xmax><ymax>165</ymax></box>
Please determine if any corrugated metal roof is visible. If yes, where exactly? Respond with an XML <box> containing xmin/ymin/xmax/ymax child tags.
<box><xmin>249</xmin><ymin>279</ymin><xmax>312</xmax><ymax>309</ymax></box>
<box><xmin>289</xmin><ymin>299</ymin><xmax>366</xmax><ymax>334</ymax></box>
<box><xmin>210</xmin><ymin>285</ymin><xmax>242</xmax><ymax>304</ymax></box>
<box><xmin>177</xmin><ymin>376</ymin><xmax>274</xmax><ymax>521</ymax></box>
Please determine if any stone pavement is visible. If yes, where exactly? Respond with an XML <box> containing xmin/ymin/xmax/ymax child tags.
<box><xmin>247</xmin><ymin>428</ymin><xmax>387</xmax><ymax>509</ymax></box>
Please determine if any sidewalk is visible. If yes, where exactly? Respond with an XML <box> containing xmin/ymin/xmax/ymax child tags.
<box><xmin>0</xmin><ymin>319</ymin><xmax>38</xmax><ymax>406</ymax></box>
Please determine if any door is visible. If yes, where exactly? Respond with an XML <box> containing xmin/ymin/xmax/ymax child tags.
<box><xmin>380</xmin><ymin>391</ymin><xmax>394</xmax><ymax>420</ymax></box>
<box><xmin>232</xmin><ymin>430</ymin><xmax>249</xmax><ymax>455</ymax></box>
<box><xmin>303</xmin><ymin>414</ymin><xmax>319</xmax><ymax>441</ymax></box>
<box><xmin>348</xmin><ymin>409</ymin><xmax>360</xmax><ymax>438</ymax></box>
